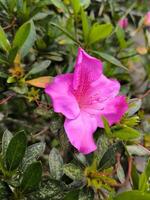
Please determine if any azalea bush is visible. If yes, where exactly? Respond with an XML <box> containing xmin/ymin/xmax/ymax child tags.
<box><xmin>0</xmin><ymin>0</ymin><xmax>150</xmax><ymax>199</ymax></box>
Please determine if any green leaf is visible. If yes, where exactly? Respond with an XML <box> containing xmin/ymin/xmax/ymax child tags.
<box><xmin>13</xmin><ymin>21</ymin><xmax>36</xmax><ymax>57</ymax></box>
<box><xmin>49</xmin><ymin>148</ymin><xmax>63</xmax><ymax>180</ymax></box>
<box><xmin>131</xmin><ymin>163</ymin><xmax>139</xmax><ymax>190</ymax></box>
<box><xmin>101</xmin><ymin>116</ymin><xmax>112</xmax><ymax>137</ymax></box>
<box><xmin>7</xmin><ymin>0</ymin><xmax>17</xmax><ymax>12</ymax></box>
<box><xmin>27</xmin><ymin>60</ymin><xmax>51</xmax><ymax>76</ymax></box>
<box><xmin>20</xmin><ymin>162</ymin><xmax>42</xmax><ymax>193</ymax></box>
<box><xmin>95</xmin><ymin>134</ymin><xmax>109</xmax><ymax>163</ymax></box>
<box><xmin>113</xmin><ymin>191</ymin><xmax>150</xmax><ymax>200</ymax></box>
<box><xmin>5</xmin><ymin>131</ymin><xmax>27</xmax><ymax>171</ymax></box>
<box><xmin>113</xmin><ymin>126</ymin><xmax>140</xmax><ymax>141</ymax></box>
<box><xmin>92</xmin><ymin>51</ymin><xmax>128</xmax><ymax>71</ymax></box>
<box><xmin>50</xmin><ymin>0</ymin><xmax>67</xmax><ymax>13</ymax></box>
<box><xmin>70</xmin><ymin>0</ymin><xmax>81</xmax><ymax>17</ymax></box>
<box><xmin>0</xmin><ymin>25</ymin><xmax>11</xmax><ymax>52</ymax></box>
<box><xmin>99</xmin><ymin>141</ymin><xmax>125</xmax><ymax>170</ymax></box>
<box><xmin>81</xmin><ymin>8</ymin><xmax>89</xmax><ymax>43</ymax></box>
<box><xmin>21</xmin><ymin>142</ymin><xmax>45</xmax><ymax>171</ymax></box>
<box><xmin>64</xmin><ymin>190</ymin><xmax>79</xmax><ymax>200</ymax></box>
<box><xmin>89</xmin><ymin>23</ymin><xmax>113</xmax><ymax>45</ymax></box>
<box><xmin>80</xmin><ymin>0</ymin><xmax>91</xmax><ymax>9</ymax></box>
<box><xmin>127</xmin><ymin>145</ymin><xmax>150</xmax><ymax>156</ymax></box>
<box><xmin>63</xmin><ymin>163</ymin><xmax>83</xmax><ymax>181</ymax></box>
<box><xmin>8</xmin><ymin>47</ymin><xmax>19</xmax><ymax>64</ymax></box>
<box><xmin>116</xmin><ymin>27</ymin><xmax>127</xmax><ymax>48</ymax></box>
<box><xmin>50</xmin><ymin>22</ymin><xmax>80</xmax><ymax>45</ymax></box>
<box><xmin>2</xmin><ymin>129</ymin><xmax>13</xmax><ymax>157</ymax></box>
<box><xmin>139</xmin><ymin>159</ymin><xmax>150</xmax><ymax>192</ymax></box>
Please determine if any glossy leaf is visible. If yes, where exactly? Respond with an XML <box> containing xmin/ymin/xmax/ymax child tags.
<box><xmin>0</xmin><ymin>25</ymin><xmax>11</xmax><ymax>52</ymax></box>
<box><xmin>20</xmin><ymin>162</ymin><xmax>42</xmax><ymax>193</ymax></box>
<box><xmin>5</xmin><ymin>131</ymin><xmax>27</xmax><ymax>171</ymax></box>
<box><xmin>2</xmin><ymin>129</ymin><xmax>13</xmax><ymax>157</ymax></box>
<box><xmin>13</xmin><ymin>21</ymin><xmax>36</xmax><ymax>57</ymax></box>
<box><xmin>113</xmin><ymin>126</ymin><xmax>140</xmax><ymax>141</ymax></box>
<box><xmin>99</xmin><ymin>141</ymin><xmax>125</xmax><ymax>170</ymax></box>
<box><xmin>89</xmin><ymin>23</ymin><xmax>113</xmax><ymax>44</ymax></box>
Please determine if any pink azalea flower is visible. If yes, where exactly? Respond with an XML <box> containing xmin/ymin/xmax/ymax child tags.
<box><xmin>144</xmin><ymin>11</ymin><xmax>150</xmax><ymax>26</ymax></box>
<box><xmin>45</xmin><ymin>48</ymin><xmax>128</xmax><ymax>154</ymax></box>
<box><xmin>118</xmin><ymin>18</ymin><xmax>128</xmax><ymax>29</ymax></box>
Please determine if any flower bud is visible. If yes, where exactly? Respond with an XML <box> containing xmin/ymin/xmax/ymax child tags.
<box><xmin>118</xmin><ymin>18</ymin><xmax>128</xmax><ymax>29</ymax></box>
<box><xmin>144</xmin><ymin>11</ymin><xmax>150</xmax><ymax>26</ymax></box>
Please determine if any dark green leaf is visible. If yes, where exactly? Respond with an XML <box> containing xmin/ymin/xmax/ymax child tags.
<box><xmin>131</xmin><ymin>163</ymin><xmax>139</xmax><ymax>190</ymax></box>
<box><xmin>5</xmin><ymin>131</ymin><xmax>27</xmax><ymax>171</ymax></box>
<box><xmin>99</xmin><ymin>141</ymin><xmax>125</xmax><ymax>170</ymax></box>
<box><xmin>2</xmin><ymin>129</ymin><xmax>13</xmax><ymax>157</ymax></box>
<box><xmin>0</xmin><ymin>181</ymin><xmax>12</xmax><ymax>200</ymax></box>
<box><xmin>20</xmin><ymin>162</ymin><xmax>42</xmax><ymax>193</ymax></box>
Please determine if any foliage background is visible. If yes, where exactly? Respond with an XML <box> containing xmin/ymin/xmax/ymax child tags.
<box><xmin>0</xmin><ymin>0</ymin><xmax>150</xmax><ymax>199</ymax></box>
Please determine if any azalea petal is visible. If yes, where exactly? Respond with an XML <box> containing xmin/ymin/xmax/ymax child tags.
<box><xmin>45</xmin><ymin>74</ymin><xmax>80</xmax><ymax>119</ymax></box>
<box><xmin>73</xmin><ymin>48</ymin><xmax>103</xmax><ymax>91</ymax></box>
<box><xmin>98</xmin><ymin>96</ymin><xmax>128</xmax><ymax>127</ymax></box>
<box><xmin>64</xmin><ymin>111</ymin><xmax>97</xmax><ymax>154</ymax></box>
<box><xmin>81</xmin><ymin>74</ymin><xmax>120</xmax><ymax>115</ymax></box>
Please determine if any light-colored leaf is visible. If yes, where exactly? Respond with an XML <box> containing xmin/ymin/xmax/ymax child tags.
<box><xmin>0</xmin><ymin>26</ymin><xmax>11</xmax><ymax>52</ymax></box>
<box><xmin>2</xmin><ymin>129</ymin><xmax>13</xmax><ymax>157</ymax></box>
<box><xmin>127</xmin><ymin>98</ymin><xmax>142</xmax><ymax>117</ymax></box>
<box><xmin>63</xmin><ymin>163</ymin><xmax>83</xmax><ymax>180</ymax></box>
<box><xmin>27</xmin><ymin>60</ymin><xmax>51</xmax><ymax>76</ymax></box>
<box><xmin>113</xmin><ymin>126</ymin><xmax>140</xmax><ymax>141</ymax></box>
<box><xmin>117</xmin><ymin>163</ymin><xmax>125</xmax><ymax>183</ymax></box>
<box><xmin>21</xmin><ymin>142</ymin><xmax>45</xmax><ymax>171</ymax></box>
<box><xmin>26</xmin><ymin>76</ymin><xmax>53</xmax><ymax>88</ymax></box>
<box><xmin>49</xmin><ymin>148</ymin><xmax>63</xmax><ymax>180</ymax></box>
<box><xmin>89</xmin><ymin>23</ymin><xmax>113</xmax><ymax>44</ymax></box>
<box><xmin>127</xmin><ymin>145</ymin><xmax>150</xmax><ymax>156</ymax></box>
